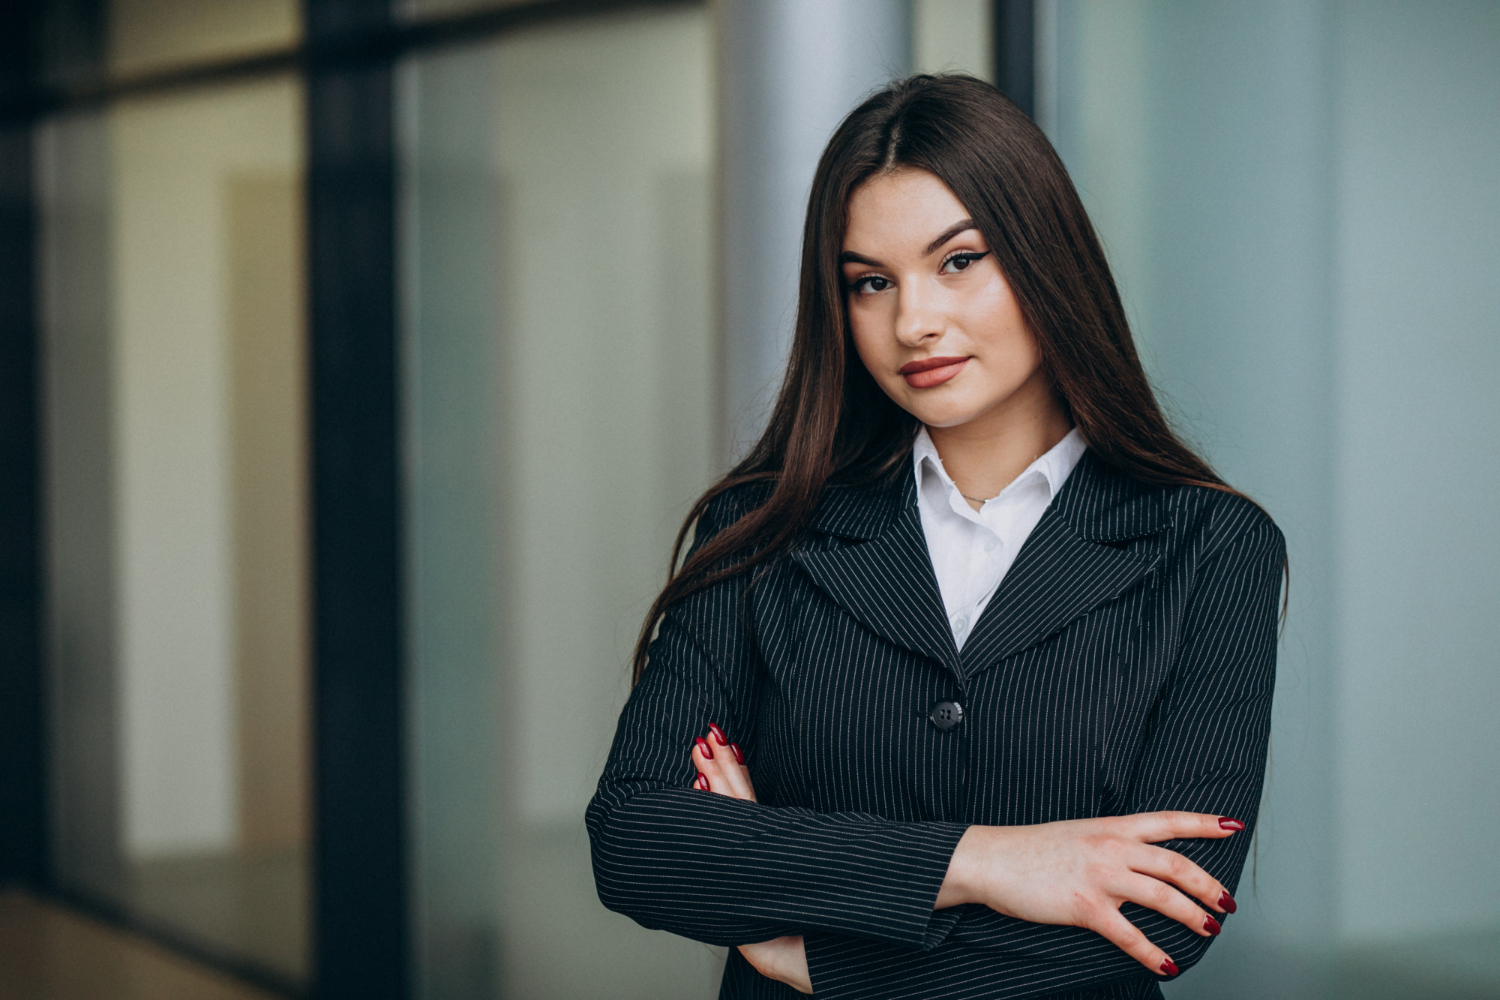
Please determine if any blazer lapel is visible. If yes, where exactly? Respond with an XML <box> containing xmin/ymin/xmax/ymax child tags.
<box><xmin>792</xmin><ymin>478</ymin><xmax>962</xmax><ymax>680</ymax></box>
<box><xmin>958</xmin><ymin>453</ymin><xmax>1164</xmax><ymax>679</ymax></box>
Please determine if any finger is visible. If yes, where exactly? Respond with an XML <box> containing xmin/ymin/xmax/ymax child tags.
<box><xmin>1090</xmin><ymin>906</ymin><xmax>1180</xmax><ymax>978</ymax></box>
<box><xmin>1117</xmin><ymin>872</ymin><xmax>1221</xmax><ymax>938</ymax></box>
<box><xmin>1130</xmin><ymin>844</ymin><xmax>1234</xmax><ymax>914</ymax></box>
<box><xmin>696</xmin><ymin>726</ymin><xmax>757</xmax><ymax>802</ymax></box>
<box><xmin>712</xmin><ymin>733</ymin><xmax>756</xmax><ymax>802</ymax></box>
<box><xmin>715</xmin><ymin>756</ymin><xmax>756</xmax><ymax>801</ymax></box>
<box><xmin>692</xmin><ymin>732</ymin><xmax>751</xmax><ymax>801</ymax></box>
<box><xmin>692</xmin><ymin>736</ymin><xmax>728</xmax><ymax>791</ymax></box>
<box><xmin>1125</xmin><ymin>810</ymin><xmax>1244</xmax><ymax>844</ymax></box>
<box><xmin>728</xmin><ymin>745</ymin><xmax>758</xmax><ymax>803</ymax></box>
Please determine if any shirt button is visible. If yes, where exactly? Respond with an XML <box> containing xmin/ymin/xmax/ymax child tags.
<box><xmin>952</xmin><ymin>614</ymin><xmax>969</xmax><ymax>633</ymax></box>
<box><xmin>929</xmin><ymin>700</ymin><xmax>965</xmax><ymax>731</ymax></box>
<box><xmin>984</xmin><ymin>538</ymin><xmax>998</xmax><ymax>553</ymax></box>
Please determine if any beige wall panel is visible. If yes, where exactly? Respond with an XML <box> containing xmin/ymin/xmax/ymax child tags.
<box><xmin>109</xmin><ymin>0</ymin><xmax>299</xmax><ymax>78</ymax></box>
<box><xmin>110</xmin><ymin>77</ymin><xmax>302</xmax><ymax>858</ymax></box>
<box><xmin>226</xmin><ymin>174</ymin><xmax>309</xmax><ymax>853</ymax></box>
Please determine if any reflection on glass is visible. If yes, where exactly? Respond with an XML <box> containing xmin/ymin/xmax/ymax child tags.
<box><xmin>108</xmin><ymin>0</ymin><xmax>300</xmax><ymax>78</ymax></box>
<box><xmin>38</xmin><ymin>77</ymin><xmax>311</xmax><ymax>988</ymax></box>
<box><xmin>400</xmin><ymin>8</ymin><xmax>720</xmax><ymax>999</ymax></box>
<box><xmin>398</xmin><ymin>0</ymin><xmax>534</xmax><ymax>23</ymax></box>
<box><xmin>1045</xmin><ymin>4</ymin><xmax>1500</xmax><ymax>999</ymax></box>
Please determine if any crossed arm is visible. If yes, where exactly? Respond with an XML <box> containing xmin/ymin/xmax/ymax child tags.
<box><xmin>588</xmin><ymin>518</ymin><xmax>1282</xmax><ymax>998</ymax></box>
<box><xmin>690</xmin><ymin>726</ymin><xmax>1243</xmax><ymax>993</ymax></box>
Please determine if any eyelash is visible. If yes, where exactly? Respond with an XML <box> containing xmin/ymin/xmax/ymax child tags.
<box><xmin>941</xmin><ymin>250</ymin><xmax>989</xmax><ymax>273</ymax></box>
<box><xmin>847</xmin><ymin>251</ymin><xmax>990</xmax><ymax>294</ymax></box>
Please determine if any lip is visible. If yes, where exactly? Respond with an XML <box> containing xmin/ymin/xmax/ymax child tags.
<box><xmin>899</xmin><ymin>356</ymin><xmax>968</xmax><ymax>389</ymax></box>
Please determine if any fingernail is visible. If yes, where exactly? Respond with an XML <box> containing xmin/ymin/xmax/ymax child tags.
<box><xmin>1160</xmin><ymin>959</ymin><xmax>1179</xmax><ymax>977</ymax></box>
<box><xmin>695</xmin><ymin>773</ymin><xmax>710</xmax><ymax>791</ymax></box>
<box><xmin>730</xmin><ymin>743</ymin><xmax>745</xmax><ymax>765</ymax></box>
<box><xmin>1219</xmin><ymin>890</ymin><xmax>1237</xmax><ymax>914</ymax></box>
<box><xmin>695</xmin><ymin>736</ymin><xmax>714</xmax><ymax>760</ymax></box>
<box><xmin>1203</xmin><ymin>914</ymin><xmax>1221</xmax><ymax>936</ymax></box>
<box><xmin>1219</xmin><ymin>817</ymin><xmax>1245</xmax><ymax>831</ymax></box>
<box><xmin>708</xmin><ymin>723</ymin><xmax>728</xmax><ymax>746</ymax></box>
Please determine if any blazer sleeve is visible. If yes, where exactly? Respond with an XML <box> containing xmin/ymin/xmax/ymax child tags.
<box><xmin>802</xmin><ymin>509</ymin><xmax>1286</xmax><ymax>999</ymax></box>
<box><xmin>585</xmin><ymin>492</ymin><xmax>971</xmax><ymax>950</ymax></box>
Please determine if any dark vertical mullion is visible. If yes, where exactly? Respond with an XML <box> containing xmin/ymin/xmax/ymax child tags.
<box><xmin>0</xmin><ymin>0</ymin><xmax>45</xmax><ymax>890</ymax></box>
<box><xmin>992</xmin><ymin>0</ymin><xmax>1036</xmax><ymax>120</ymax></box>
<box><xmin>305</xmin><ymin>0</ymin><xmax>407</xmax><ymax>997</ymax></box>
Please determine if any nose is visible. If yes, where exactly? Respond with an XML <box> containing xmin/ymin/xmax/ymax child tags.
<box><xmin>894</xmin><ymin>280</ymin><xmax>943</xmax><ymax>348</ymax></box>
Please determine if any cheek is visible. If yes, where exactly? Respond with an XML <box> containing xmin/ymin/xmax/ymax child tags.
<box><xmin>848</xmin><ymin>303</ymin><xmax>895</xmax><ymax>379</ymax></box>
<box><xmin>964</xmin><ymin>282</ymin><xmax>1038</xmax><ymax>368</ymax></box>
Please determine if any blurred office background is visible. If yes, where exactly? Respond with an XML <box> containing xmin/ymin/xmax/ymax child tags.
<box><xmin>0</xmin><ymin>1</ymin><xmax>1494</xmax><ymax>999</ymax></box>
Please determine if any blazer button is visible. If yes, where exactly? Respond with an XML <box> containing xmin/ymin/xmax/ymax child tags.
<box><xmin>929</xmin><ymin>700</ymin><xmax>965</xmax><ymax>731</ymax></box>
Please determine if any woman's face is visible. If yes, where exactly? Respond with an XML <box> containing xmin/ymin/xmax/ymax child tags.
<box><xmin>842</xmin><ymin>167</ymin><xmax>1050</xmax><ymax>431</ymax></box>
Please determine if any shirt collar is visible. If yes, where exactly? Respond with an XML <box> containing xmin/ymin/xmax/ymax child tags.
<box><xmin>913</xmin><ymin>425</ymin><xmax>1088</xmax><ymax>507</ymax></box>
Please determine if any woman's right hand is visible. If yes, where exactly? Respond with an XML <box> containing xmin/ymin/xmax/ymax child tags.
<box><xmin>937</xmin><ymin>813</ymin><xmax>1242</xmax><ymax>977</ymax></box>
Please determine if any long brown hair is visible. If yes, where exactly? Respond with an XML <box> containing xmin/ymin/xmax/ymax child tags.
<box><xmin>632</xmin><ymin>74</ymin><xmax>1238</xmax><ymax>682</ymax></box>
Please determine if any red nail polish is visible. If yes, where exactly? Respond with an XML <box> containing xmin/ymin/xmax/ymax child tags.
<box><xmin>730</xmin><ymin>743</ymin><xmax>745</xmax><ymax>765</ymax></box>
<box><xmin>1160</xmin><ymin>959</ymin><xmax>1178</xmax><ymax>977</ymax></box>
<box><xmin>695</xmin><ymin>736</ymin><xmax>714</xmax><ymax>760</ymax></box>
<box><xmin>1203</xmin><ymin>914</ymin><xmax>1221</xmax><ymax>936</ymax></box>
<box><xmin>1219</xmin><ymin>890</ymin><xmax>1237</xmax><ymax>914</ymax></box>
<box><xmin>1219</xmin><ymin>817</ymin><xmax>1245</xmax><ymax>831</ymax></box>
<box><xmin>708</xmin><ymin>723</ymin><xmax>728</xmax><ymax>746</ymax></box>
<box><xmin>695</xmin><ymin>773</ymin><xmax>710</xmax><ymax>791</ymax></box>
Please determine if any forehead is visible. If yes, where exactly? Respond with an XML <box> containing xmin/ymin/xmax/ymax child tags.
<box><xmin>843</xmin><ymin>168</ymin><xmax>969</xmax><ymax>252</ymax></box>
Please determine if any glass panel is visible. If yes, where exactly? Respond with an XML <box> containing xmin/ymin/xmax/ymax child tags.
<box><xmin>38</xmin><ymin>76</ymin><xmax>311</xmax><ymax>988</ymax></box>
<box><xmin>399</xmin><ymin>8</ymin><xmax>720</xmax><ymax>998</ymax></box>
<box><xmin>108</xmin><ymin>0</ymin><xmax>300</xmax><ymax>79</ymax></box>
<box><xmin>36</xmin><ymin>0</ymin><xmax>301</xmax><ymax>88</ymax></box>
<box><xmin>397</xmin><ymin>0</ymin><xmax>533</xmax><ymax>24</ymax></box>
<box><xmin>912</xmin><ymin>0</ymin><xmax>993</xmax><ymax>80</ymax></box>
<box><xmin>1046</xmin><ymin>3</ymin><xmax>1500</xmax><ymax>998</ymax></box>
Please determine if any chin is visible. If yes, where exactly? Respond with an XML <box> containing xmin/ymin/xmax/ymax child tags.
<box><xmin>900</xmin><ymin>395</ymin><xmax>987</xmax><ymax>429</ymax></box>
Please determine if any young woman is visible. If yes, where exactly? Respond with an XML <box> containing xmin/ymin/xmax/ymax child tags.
<box><xmin>587</xmin><ymin>75</ymin><xmax>1283</xmax><ymax>1000</ymax></box>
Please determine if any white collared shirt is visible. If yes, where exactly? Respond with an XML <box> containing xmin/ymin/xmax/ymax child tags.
<box><xmin>914</xmin><ymin>426</ymin><xmax>1087</xmax><ymax>650</ymax></box>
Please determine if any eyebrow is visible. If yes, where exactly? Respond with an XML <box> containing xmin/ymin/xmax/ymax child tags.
<box><xmin>839</xmin><ymin>218</ymin><xmax>979</xmax><ymax>267</ymax></box>
<box><xmin>923</xmin><ymin>219</ymin><xmax>978</xmax><ymax>255</ymax></box>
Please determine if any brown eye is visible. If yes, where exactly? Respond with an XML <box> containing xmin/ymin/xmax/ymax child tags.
<box><xmin>941</xmin><ymin>251</ymin><xmax>989</xmax><ymax>274</ymax></box>
<box><xmin>852</xmin><ymin>275</ymin><xmax>892</xmax><ymax>294</ymax></box>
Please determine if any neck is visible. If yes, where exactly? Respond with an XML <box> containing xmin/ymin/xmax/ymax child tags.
<box><xmin>925</xmin><ymin>375</ymin><xmax>1072</xmax><ymax>505</ymax></box>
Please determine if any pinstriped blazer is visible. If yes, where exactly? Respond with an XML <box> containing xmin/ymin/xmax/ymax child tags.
<box><xmin>587</xmin><ymin>449</ymin><xmax>1284</xmax><ymax>1000</ymax></box>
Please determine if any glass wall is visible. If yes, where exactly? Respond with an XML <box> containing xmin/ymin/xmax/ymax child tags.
<box><xmin>38</xmin><ymin>75</ymin><xmax>311</xmax><ymax>987</ymax></box>
<box><xmin>105</xmin><ymin>0</ymin><xmax>299</xmax><ymax>78</ymax></box>
<box><xmin>398</xmin><ymin>7</ymin><xmax>721</xmax><ymax>998</ymax></box>
<box><xmin>27</xmin><ymin>3</ymin><xmax>1493</xmax><ymax>999</ymax></box>
<box><xmin>1044</xmin><ymin>2</ymin><xmax>1500</xmax><ymax>998</ymax></box>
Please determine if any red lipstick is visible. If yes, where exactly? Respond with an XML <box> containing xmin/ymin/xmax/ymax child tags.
<box><xmin>899</xmin><ymin>355</ymin><xmax>968</xmax><ymax>389</ymax></box>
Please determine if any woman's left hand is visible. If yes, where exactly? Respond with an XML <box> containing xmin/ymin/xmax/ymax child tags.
<box><xmin>691</xmin><ymin>724</ymin><xmax>813</xmax><ymax>995</ymax></box>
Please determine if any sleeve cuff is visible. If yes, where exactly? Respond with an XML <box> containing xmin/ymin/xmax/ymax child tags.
<box><xmin>840</xmin><ymin>819</ymin><xmax>969</xmax><ymax>947</ymax></box>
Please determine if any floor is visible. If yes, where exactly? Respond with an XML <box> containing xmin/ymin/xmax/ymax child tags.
<box><xmin>9</xmin><ymin>870</ymin><xmax>1497</xmax><ymax>1000</ymax></box>
<box><xmin>0</xmin><ymin>889</ymin><xmax>283</xmax><ymax>1000</ymax></box>
<box><xmin>96</xmin><ymin>849</ymin><xmax>308</xmax><ymax>984</ymax></box>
